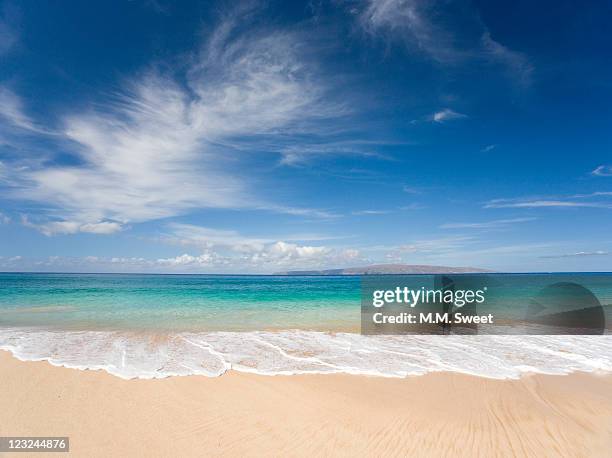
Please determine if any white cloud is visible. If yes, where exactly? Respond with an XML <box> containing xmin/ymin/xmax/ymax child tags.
<box><xmin>156</xmin><ymin>252</ymin><xmax>222</xmax><ymax>267</ymax></box>
<box><xmin>163</xmin><ymin>223</ymin><xmax>271</xmax><ymax>251</ymax></box>
<box><xmin>202</xmin><ymin>241</ymin><xmax>361</xmax><ymax>270</ymax></box>
<box><xmin>540</xmin><ymin>251</ymin><xmax>609</xmax><ymax>259</ymax></box>
<box><xmin>357</xmin><ymin>0</ymin><xmax>532</xmax><ymax>83</ymax></box>
<box><xmin>431</xmin><ymin>108</ymin><xmax>467</xmax><ymax>123</ymax></box>
<box><xmin>351</xmin><ymin>209</ymin><xmax>391</xmax><ymax>215</ymax></box>
<box><xmin>592</xmin><ymin>165</ymin><xmax>612</xmax><ymax>177</ymax></box>
<box><xmin>0</xmin><ymin>243</ymin><xmax>363</xmax><ymax>272</ymax></box>
<box><xmin>0</xmin><ymin>86</ymin><xmax>45</xmax><ymax>133</ymax></box>
<box><xmin>268</xmin><ymin>241</ymin><xmax>330</xmax><ymax>259</ymax></box>
<box><xmin>481</xmin><ymin>31</ymin><xmax>533</xmax><ymax>86</ymax></box>
<box><xmin>6</xmin><ymin>8</ymin><xmax>342</xmax><ymax>234</ymax></box>
<box><xmin>481</xmin><ymin>144</ymin><xmax>496</xmax><ymax>152</ymax></box>
<box><xmin>485</xmin><ymin>199</ymin><xmax>612</xmax><ymax>209</ymax></box>
<box><xmin>359</xmin><ymin>0</ymin><xmax>460</xmax><ymax>63</ymax></box>
<box><xmin>258</xmin><ymin>205</ymin><xmax>340</xmax><ymax>219</ymax></box>
<box><xmin>485</xmin><ymin>191</ymin><xmax>612</xmax><ymax>210</ymax></box>
<box><xmin>0</xmin><ymin>211</ymin><xmax>10</xmax><ymax>224</ymax></box>
<box><xmin>154</xmin><ymin>223</ymin><xmax>363</xmax><ymax>270</ymax></box>
<box><xmin>22</xmin><ymin>216</ymin><xmax>123</xmax><ymax>236</ymax></box>
<box><xmin>278</xmin><ymin>140</ymin><xmax>385</xmax><ymax>167</ymax></box>
<box><xmin>573</xmin><ymin>191</ymin><xmax>612</xmax><ymax>198</ymax></box>
<box><xmin>163</xmin><ymin>223</ymin><xmax>347</xmax><ymax>250</ymax></box>
<box><xmin>279</xmin><ymin>151</ymin><xmax>307</xmax><ymax>166</ymax></box>
<box><xmin>440</xmin><ymin>217</ymin><xmax>536</xmax><ymax>229</ymax></box>
<box><xmin>402</xmin><ymin>185</ymin><xmax>421</xmax><ymax>194</ymax></box>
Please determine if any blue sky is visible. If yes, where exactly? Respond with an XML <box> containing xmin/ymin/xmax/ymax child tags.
<box><xmin>0</xmin><ymin>0</ymin><xmax>611</xmax><ymax>273</ymax></box>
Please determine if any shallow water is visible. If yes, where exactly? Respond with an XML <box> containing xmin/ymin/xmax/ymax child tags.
<box><xmin>0</xmin><ymin>273</ymin><xmax>360</xmax><ymax>331</ymax></box>
<box><xmin>1</xmin><ymin>273</ymin><xmax>611</xmax><ymax>379</ymax></box>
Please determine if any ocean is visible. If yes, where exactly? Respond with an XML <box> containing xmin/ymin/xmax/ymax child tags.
<box><xmin>1</xmin><ymin>272</ymin><xmax>611</xmax><ymax>379</ymax></box>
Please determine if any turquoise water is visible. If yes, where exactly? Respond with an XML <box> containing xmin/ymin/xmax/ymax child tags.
<box><xmin>1</xmin><ymin>273</ymin><xmax>611</xmax><ymax>379</ymax></box>
<box><xmin>0</xmin><ymin>273</ymin><xmax>361</xmax><ymax>331</ymax></box>
<box><xmin>2</xmin><ymin>273</ymin><xmax>612</xmax><ymax>331</ymax></box>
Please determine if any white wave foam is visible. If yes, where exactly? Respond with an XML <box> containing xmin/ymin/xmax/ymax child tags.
<box><xmin>1</xmin><ymin>328</ymin><xmax>611</xmax><ymax>380</ymax></box>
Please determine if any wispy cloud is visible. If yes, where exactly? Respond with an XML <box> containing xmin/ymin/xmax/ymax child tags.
<box><xmin>278</xmin><ymin>140</ymin><xmax>388</xmax><ymax>166</ymax></box>
<box><xmin>356</xmin><ymin>0</ymin><xmax>532</xmax><ymax>84</ymax></box>
<box><xmin>481</xmin><ymin>144</ymin><xmax>496</xmax><ymax>153</ymax></box>
<box><xmin>570</xmin><ymin>191</ymin><xmax>612</xmax><ymax>198</ymax></box>
<box><xmin>359</xmin><ymin>0</ymin><xmax>460</xmax><ymax>63</ymax></box>
<box><xmin>592</xmin><ymin>165</ymin><xmax>612</xmax><ymax>177</ymax></box>
<box><xmin>380</xmin><ymin>240</ymin><xmax>559</xmax><ymax>269</ymax></box>
<box><xmin>0</xmin><ymin>2</ymin><xmax>19</xmax><ymax>56</ymax></box>
<box><xmin>440</xmin><ymin>217</ymin><xmax>536</xmax><ymax>229</ymax></box>
<box><xmin>485</xmin><ymin>191</ymin><xmax>612</xmax><ymax>209</ymax></box>
<box><xmin>485</xmin><ymin>199</ymin><xmax>612</xmax><ymax>209</ymax></box>
<box><xmin>540</xmin><ymin>251</ymin><xmax>609</xmax><ymax>259</ymax></box>
<box><xmin>402</xmin><ymin>185</ymin><xmax>421</xmax><ymax>194</ymax></box>
<box><xmin>409</xmin><ymin>108</ymin><xmax>467</xmax><ymax>124</ymax></box>
<box><xmin>162</xmin><ymin>223</ymin><xmax>272</xmax><ymax>251</ymax></box>
<box><xmin>352</xmin><ymin>205</ymin><xmax>424</xmax><ymax>215</ymax></box>
<box><xmin>258</xmin><ymin>205</ymin><xmax>341</xmax><ymax>219</ymax></box>
<box><xmin>21</xmin><ymin>215</ymin><xmax>123</xmax><ymax>236</ymax></box>
<box><xmin>4</xmin><ymin>7</ymin><xmax>345</xmax><ymax>234</ymax></box>
<box><xmin>0</xmin><ymin>86</ymin><xmax>50</xmax><ymax>134</ymax></box>
<box><xmin>383</xmin><ymin>236</ymin><xmax>475</xmax><ymax>261</ymax></box>
<box><xmin>351</xmin><ymin>209</ymin><xmax>391</xmax><ymax>216</ymax></box>
<box><xmin>485</xmin><ymin>200</ymin><xmax>612</xmax><ymax>208</ymax></box>
<box><xmin>430</xmin><ymin>108</ymin><xmax>467</xmax><ymax>123</ymax></box>
<box><xmin>162</xmin><ymin>223</ymin><xmax>344</xmax><ymax>249</ymax></box>
<box><xmin>480</xmin><ymin>31</ymin><xmax>533</xmax><ymax>86</ymax></box>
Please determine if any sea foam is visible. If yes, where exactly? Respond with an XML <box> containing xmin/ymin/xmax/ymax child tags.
<box><xmin>1</xmin><ymin>328</ymin><xmax>611</xmax><ymax>380</ymax></box>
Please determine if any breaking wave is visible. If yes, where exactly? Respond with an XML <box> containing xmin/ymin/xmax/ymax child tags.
<box><xmin>1</xmin><ymin>328</ymin><xmax>611</xmax><ymax>380</ymax></box>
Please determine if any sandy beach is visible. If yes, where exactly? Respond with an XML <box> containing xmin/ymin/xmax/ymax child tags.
<box><xmin>1</xmin><ymin>351</ymin><xmax>611</xmax><ymax>457</ymax></box>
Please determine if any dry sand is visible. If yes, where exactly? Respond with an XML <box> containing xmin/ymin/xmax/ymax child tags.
<box><xmin>1</xmin><ymin>351</ymin><xmax>611</xmax><ymax>457</ymax></box>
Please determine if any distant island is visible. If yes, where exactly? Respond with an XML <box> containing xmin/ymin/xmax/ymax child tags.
<box><xmin>276</xmin><ymin>264</ymin><xmax>492</xmax><ymax>275</ymax></box>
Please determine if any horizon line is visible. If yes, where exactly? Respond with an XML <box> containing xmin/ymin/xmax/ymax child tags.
<box><xmin>2</xmin><ymin>271</ymin><xmax>612</xmax><ymax>276</ymax></box>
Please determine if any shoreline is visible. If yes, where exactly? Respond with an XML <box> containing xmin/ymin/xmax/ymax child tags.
<box><xmin>2</xmin><ymin>347</ymin><xmax>612</xmax><ymax>381</ymax></box>
<box><xmin>1</xmin><ymin>351</ymin><xmax>611</xmax><ymax>456</ymax></box>
<box><xmin>2</xmin><ymin>329</ymin><xmax>612</xmax><ymax>380</ymax></box>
